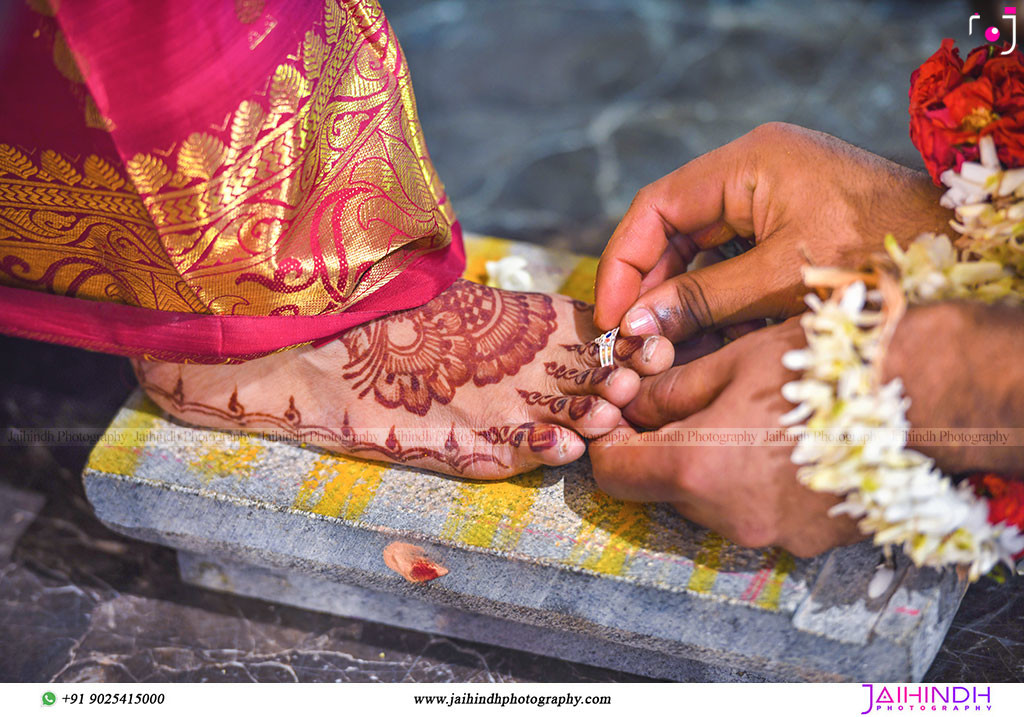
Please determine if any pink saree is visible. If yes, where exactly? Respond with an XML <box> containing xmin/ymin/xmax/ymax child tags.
<box><xmin>0</xmin><ymin>0</ymin><xmax>464</xmax><ymax>362</ymax></box>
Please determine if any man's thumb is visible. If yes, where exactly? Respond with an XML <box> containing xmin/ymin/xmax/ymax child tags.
<box><xmin>618</xmin><ymin>245</ymin><xmax>801</xmax><ymax>342</ymax></box>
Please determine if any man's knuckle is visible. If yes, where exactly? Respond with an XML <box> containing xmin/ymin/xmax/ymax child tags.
<box><xmin>590</xmin><ymin>465</ymin><xmax>614</xmax><ymax>493</ymax></box>
<box><xmin>589</xmin><ymin>447</ymin><xmax>611</xmax><ymax>475</ymax></box>
<box><xmin>674</xmin><ymin>461</ymin><xmax>709</xmax><ymax>495</ymax></box>
<box><xmin>648</xmin><ymin>372</ymin><xmax>681</xmax><ymax>420</ymax></box>
<box><xmin>751</xmin><ymin>121</ymin><xmax>792</xmax><ymax>143</ymax></box>
<box><xmin>673</xmin><ymin>274</ymin><xmax>715</xmax><ymax>332</ymax></box>
<box><xmin>632</xmin><ymin>185</ymin><xmax>655</xmax><ymax>209</ymax></box>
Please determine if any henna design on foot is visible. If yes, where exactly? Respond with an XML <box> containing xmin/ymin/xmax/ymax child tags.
<box><xmin>340</xmin><ymin>280</ymin><xmax>558</xmax><ymax>416</ymax></box>
<box><xmin>517</xmin><ymin>389</ymin><xmax>596</xmax><ymax>420</ymax></box>
<box><xmin>560</xmin><ymin>335</ymin><xmax>644</xmax><ymax>362</ymax></box>
<box><xmin>476</xmin><ymin>422</ymin><xmax>560</xmax><ymax>452</ymax></box>
<box><xmin>543</xmin><ymin>362</ymin><xmax>614</xmax><ymax>386</ymax></box>
<box><xmin>135</xmin><ymin>365</ymin><xmax>506</xmax><ymax>474</ymax></box>
<box><xmin>139</xmin><ymin>368</ymin><xmax>306</xmax><ymax>430</ymax></box>
<box><xmin>338</xmin><ymin>414</ymin><xmax>507</xmax><ymax>473</ymax></box>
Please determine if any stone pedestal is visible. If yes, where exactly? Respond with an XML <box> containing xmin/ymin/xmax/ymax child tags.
<box><xmin>82</xmin><ymin>388</ymin><xmax>967</xmax><ymax>682</ymax></box>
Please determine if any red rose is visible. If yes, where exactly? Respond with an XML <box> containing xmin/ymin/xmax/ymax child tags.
<box><xmin>980</xmin><ymin>56</ymin><xmax>1024</xmax><ymax>113</ymax></box>
<box><xmin>943</xmin><ymin>77</ymin><xmax>994</xmax><ymax>126</ymax></box>
<box><xmin>976</xmin><ymin>50</ymin><xmax>1024</xmax><ymax>167</ymax></box>
<box><xmin>909</xmin><ymin>41</ymin><xmax>1024</xmax><ymax>183</ymax></box>
<box><xmin>962</xmin><ymin>43</ymin><xmax>991</xmax><ymax>78</ymax></box>
<box><xmin>969</xmin><ymin>472</ymin><xmax>1024</xmax><ymax>544</ymax></box>
<box><xmin>982</xmin><ymin>474</ymin><xmax>1024</xmax><ymax>527</ymax></box>
<box><xmin>909</xmin><ymin>39</ymin><xmax>972</xmax><ymax>183</ymax></box>
<box><xmin>909</xmin><ymin>39</ymin><xmax>963</xmax><ymax>112</ymax></box>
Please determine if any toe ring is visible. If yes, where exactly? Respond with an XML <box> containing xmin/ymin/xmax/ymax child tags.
<box><xmin>594</xmin><ymin>328</ymin><xmax>618</xmax><ymax>367</ymax></box>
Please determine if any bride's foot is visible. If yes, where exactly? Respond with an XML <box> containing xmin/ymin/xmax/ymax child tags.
<box><xmin>134</xmin><ymin>280</ymin><xmax>673</xmax><ymax>478</ymax></box>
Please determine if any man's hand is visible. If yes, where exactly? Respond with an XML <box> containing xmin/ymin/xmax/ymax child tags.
<box><xmin>884</xmin><ymin>301</ymin><xmax>1024</xmax><ymax>474</ymax></box>
<box><xmin>589</xmin><ymin>301</ymin><xmax>1024</xmax><ymax>557</ymax></box>
<box><xmin>589</xmin><ymin>317</ymin><xmax>863</xmax><ymax>557</ymax></box>
<box><xmin>594</xmin><ymin>122</ymin><xmax>952</xmax><ymax>340</ymax></box>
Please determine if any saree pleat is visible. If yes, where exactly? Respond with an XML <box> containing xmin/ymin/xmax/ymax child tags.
<box><xmin>0</xmin><ymin>0</ymin><xmax>463</xmax><ymax>362</ymax></box>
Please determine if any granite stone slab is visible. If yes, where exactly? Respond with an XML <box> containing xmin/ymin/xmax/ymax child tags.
<box><xmin>177</xmin><ymin>551</ymin><xmax>755</xmax><ymax>682</ymax></box>
<box><xmin>80</xmin><ymin>392</ymin><xmax>968</xmax><ymax>681</ymax></box>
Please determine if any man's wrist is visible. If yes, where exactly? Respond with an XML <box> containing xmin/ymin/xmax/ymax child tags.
<box><xmin>884</xmin><ymin>301</ymin><xmax>1024</xmax><ymax>473</ymax></box>
<box><xmin>889</xmin><ymin>169</ymin><xmax>955</xmax><ymax>247</ymax></box>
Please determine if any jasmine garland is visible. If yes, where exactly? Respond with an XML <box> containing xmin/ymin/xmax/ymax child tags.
<box><xmin>781</xmin><ymin>42</ymin><xmax>1024</xmax><ymax>580</ymax></box>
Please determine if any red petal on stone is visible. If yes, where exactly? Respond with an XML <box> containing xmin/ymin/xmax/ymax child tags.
<box><xmin>382</xmin><ymin>541</ymin><xmax>449</xmax><ymax>583</ymax></box>
<box><xmin>410</xmin><ymin>560</ymin><xmax>442</xmax><ymax>581</ymax></box>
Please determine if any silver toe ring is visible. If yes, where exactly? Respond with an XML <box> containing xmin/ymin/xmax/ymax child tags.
<box><xmin>594</xmin><ymin>328</ymin><xmax>618</xmax><ymax>367</ymax></box>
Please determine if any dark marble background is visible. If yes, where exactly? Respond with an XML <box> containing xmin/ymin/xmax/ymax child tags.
<box><xmin>393</xmin><ymin>0</ymin><xmax>974</xmax><ymax>253</ymax></box>
<box><xmin>2</xmin><ymin>0</ymin><xmax>1022</xmax><ymax>683</ymax></box>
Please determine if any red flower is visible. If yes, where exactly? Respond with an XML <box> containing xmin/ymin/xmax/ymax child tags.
<box><xmin>982</xmin><ymin>474</ymin><xmax>1024</xmax><ymax>527</ymax></box>
<box><xmin>909</xmin><ymin>39</ymin><xmax>963</xmax><ymax>112</ymax></box>
<box><xmin>909</xmin><ymin>40</ymin><xmax>1024</xmax><ymax>183</ymax></box>
<box><xmin>968</xmin><ymin>473</ymin><xmax>1024</xmax><ymax>560</ymax></box>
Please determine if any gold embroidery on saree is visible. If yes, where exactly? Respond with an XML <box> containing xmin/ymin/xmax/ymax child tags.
<box><xmin>235</xmin><ymin>0</ymin><xmax>265</xmax><ymax>25</ymax></box>
<box><xmin>0</xmin><ymin>146</ymin><xmax>208</xmax><ymax>312</ymax></box>
<box><xmin>2</xmin><ymin>0</ymin><xmax>453</xmax><ymax>319</ymax></box>
<box><xmin>121</xmin><ymin>0</ymin><xmax>454</xmax><ymax>317</ymax></box>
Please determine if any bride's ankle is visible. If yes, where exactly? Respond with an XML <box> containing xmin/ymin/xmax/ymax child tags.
<box><xmin>132</xmin><ymin>355</ymin><xmax>269</xmax><ymax>425</ymax></box>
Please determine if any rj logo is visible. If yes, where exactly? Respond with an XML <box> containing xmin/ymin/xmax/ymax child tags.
<box><xmin>971</xmin><ymin>7</ymin><xmax>1018</xmax><ymax>53</ymax></box>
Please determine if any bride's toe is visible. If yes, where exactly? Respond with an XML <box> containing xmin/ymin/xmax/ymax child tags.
<box><xmin>560</xmin><ymin>334</ymin><xmax>674</xmax><ymax>376</ymax></box>
<box><xmin>516</xmin><ymin>391</ymin><xmax>622</xmax><ymax>438</ymax></box>
<box><xmin>475</xmin><ymin>422</ymin><xmax>585</xmax><ymax>472</ymax></box>
<box><xmin>544</xmin><ymin>362</ymin><xmax>640</xmax><ymax>407</ymax></box>
<box><xmin>610</xmin><ymin>335</ymin><xmax>674</xmax><ymax>375</ymax></box>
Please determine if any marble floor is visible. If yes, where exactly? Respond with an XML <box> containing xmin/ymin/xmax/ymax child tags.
<box><xmin>2</xmin><ymin>0</ymin><xmax>1022</xmax><ymax>682</ymax></box>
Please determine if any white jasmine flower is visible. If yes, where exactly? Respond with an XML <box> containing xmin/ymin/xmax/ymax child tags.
<box><xmin>939</xmin><ymin>136</ymin><xmax>1003</xmax><ymax>208</ymax></box>
<box><xmin>886</xmin><ymin>233</ymin><xmax>1020</xmax><ymax>303</ymax></box>
<box><xmin>782</xmin><ymin>132</ymin><xmax>1024</xmax><ymax>584</ymax></box>
<box><xmin>485</xmin><ymin>256</ymin><xmax>534</xmax><ymax>291</ymax></box>
<box><xmin>782</xmin><ymin>275</ymin><xmax>1023</xmax><ymax>580</ymax></box>
<box><xmin>867</xmin><ymin>563</ymin><xmax>896</xmax><ymax>599</ymax></box>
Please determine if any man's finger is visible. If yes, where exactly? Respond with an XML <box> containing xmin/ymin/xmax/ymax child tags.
<box><xmin>623</xmin><ymin>344</ymin><xmax>736</xmax><ymax>428</ymax></box>
<box><xmin>619</xmin><ymin>243</ymin><xmax>803</xmax><ymax>342</ymax></box>
<box><xmin>588</xmin><ymin>425</ymin><xmax>686</xmax><ymax>503</ymax></box>
<box><xmin>593</xmin><ymin>134</ymin><xmax>760</xmax><ymax>331</ymax></box>
<box><xmin>636</xmin><ymin>237</ymin><xmax>696</xmax><ymax>295</ymax></box>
